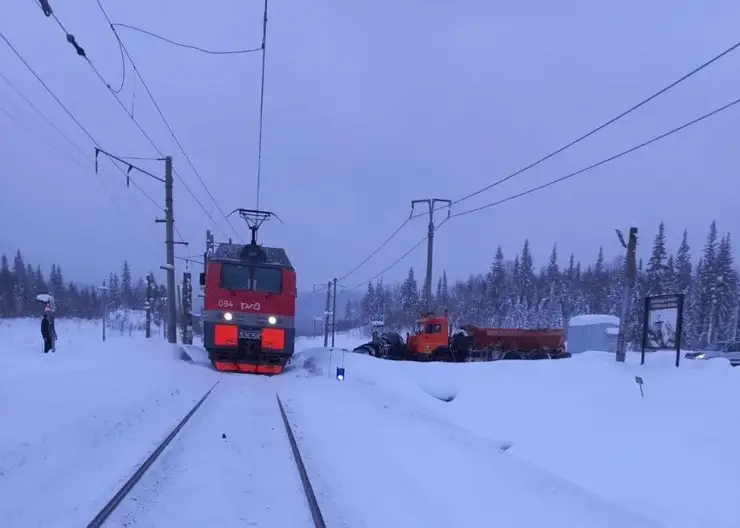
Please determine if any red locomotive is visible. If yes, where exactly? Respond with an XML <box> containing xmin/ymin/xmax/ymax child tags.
<box><xmin>200</xmin><ymin>210</ymin><xmax>296</xmax><ymax>374</ymax></box>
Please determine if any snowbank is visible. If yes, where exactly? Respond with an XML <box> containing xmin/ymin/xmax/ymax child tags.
<box><xmin>0</xmin><ymin>322</ymin><xmax>733</xmax><ymax>527</ymax></box>
<box><xmin>280</xmin><ymin>348</ymin><xmax>660</xmax><ymax>527</ymax></box>
<box><xmin>293</xmin><ymin>335</ymin><xmax>740</xmax><ymax>528</ymax></box>
<box><xmin>0</xmin><ymin>318</ymin><xmax>219</xmax><ymax>527</ymax></box>
<box><xmin>443</xmin><ymin>352</ymin><xmax>740</xmax><ymax>527</ymax></box>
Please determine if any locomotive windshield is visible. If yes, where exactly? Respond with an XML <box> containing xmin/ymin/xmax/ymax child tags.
<box><xmin>220</xmin><ymin>263</ymin><xmax>282</xmax><ymax>293</ymax></box>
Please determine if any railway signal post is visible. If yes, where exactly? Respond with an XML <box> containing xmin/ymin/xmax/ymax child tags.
<box><xmin>323</xmin><ymin>280</ymin><xmax>332</xmax><ymax>347</ymax></box>
<box><xmin>145</xmin><ymin>273</ymin><xmax>154</xmax><ymax>338</ymax></box>
<box><xmin>330</xmin><ymin>278</ymin><xmax>346</xmax><ymax>347</ymax></box>
<box><xmin>182</xmin><ymin>271</ymin><xmax>193</xmax><ymax>345</ymax></box>
<box><xmin>411</xmin><ymin>198</ymin><xmax>452</xmax><ymax>312</ymax></box>
<box><xmin>97</xmin><ymin>279</ymin><xmax>110</xmax><ymax>342</ymax></box>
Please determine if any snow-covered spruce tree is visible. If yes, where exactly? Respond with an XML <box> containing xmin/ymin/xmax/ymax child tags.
<box><xmin>694</xmin><ymin>221</ymin><xmax>719</xmax><ymax>346</ymax></box>
<box><xmin>627</xmin><ymin>258</ymin><xmax>646</xmax><ymax>348</ymax></box>
<box><xmin>435</xmin><ymin>276</ymin><xmax>443</xmax><ymax>312</ymax></box>
<box><xmin>516</xmin><ymin>240</ymin><xmax>537</xmax><ymax>315</ymax></box>
<box><xmin>0</xmin><ymin>255</ymin><xmax>13</xmax><ymax>316</ymax></box>
<box><xmin>441</xmin><ymin>270</ymin><xmax>450</xmax><ymax>309</ymax></box>
<box><xmin>673</xmin><ymin>229</ymin><xmax>695</xmax><ymax>347</ymax></box>
<box><xmin>588</xmin><ymin>247</ymin><xmax>610</xmax><ymax>314</ymax></box>
<box><xmin>374</xmin><ymin>278</ymin><xmax>392</xmax><ymax>323</ymax></box>
<box><xmin>11</xmin><ymin>251</ymin><xmax>28</xmax><ymax>316</ymax></box>
<box><xmin>34</xmin><ymin>265</ymin><xmax>46</xmax><ymax>294</ymax></box>
<box><xmin>25</xmin><ymin>263</ymin><xmax>36</xmax><ymax>303</ymax></box>
<box><xmin>434</xmin><ymin>269</ymin><xmax>450</xmax><ymax>314</ymax></box>
<box><xmin>561</xmin><ymin>254</ymin><xmax>584</xmax><ymax>321</ymax></box>
<box><xmin>361</xmin><ymin>281</ymin><xmax>375</xmax><ymax>323</ymax></box>
<box><xmin>389</xmin><ymin>282</ymin><xmax>403</xmax><ymax>327</ymax></box>
<box><xmin>645</xmin><ymin>221</ymin><xmax>670</xmax><ymax>296</ymax></box>
<box><xmin>66</xmin><ymin>282</ymin><xmax>80</xmax><ymax>318</ymax></box>
<box><xmin>108</xmin><ymin>272</ymin><xmax>121</xmax><ymax>312</ymax></box>
<box><xmin>607</xmin><ymin>254</ymin><xmax>625</xmax><ymax>318</ymax></box>
<box><xmin>714</xmin><ymin>233</ymin><xmax>738</xmax><ymax>341</ymax></box>
<box><xmin>400</xmin><ymin>266</ymin><xmax>420</xmax><ymax>323</ymax></box>
<box><xmin>486</xmin><ymin>247</ymin><xmax>508</xmax><ymax>326</ymax></box>
<box><xmin>120</xmin><ymin>260</ymin><xmax>133</xmax><ymax>309</ymax></box>
<box><xmin>688</xmin><ymin>258</ymin><xmax>707</xmax><ymax>348</ymax></box>
<box><xmin>540</xmin><ymin>244</ymin><xmax>563</xmax><ymax>327</ymax></box>
<box><xmin>344</xmin><ymin>297</ymin><xmax>354</xmax><ymax>325</ymax></box>
<box><xmin>46</xmin><ymin>263</ymin><xmax>57</xmax><ymax>304</ymax></box>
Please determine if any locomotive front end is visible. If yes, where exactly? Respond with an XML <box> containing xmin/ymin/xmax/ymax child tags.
<box><xmin>201</xmin><ymin>241</ymin><xmax>296</xmax><ymax>375</ymax></box>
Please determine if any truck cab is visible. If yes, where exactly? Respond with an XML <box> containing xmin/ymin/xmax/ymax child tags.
<box><xmin>407</xmin><ymin>314</ymin><xmax>450</xmax><ymax>357</ymax></box>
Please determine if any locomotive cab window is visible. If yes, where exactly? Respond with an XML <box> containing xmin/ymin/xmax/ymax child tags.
<box><xmin>252</xmin><ymin>267</ymin><xmax>282</xmax><ymax>293</ymax></box>
<box><xmin>221</xmin><ymin>263</ymin><xmax>252</xmax><ymax>290</ymax></box>
<box><xmin>220</xmin><ymin>263</ymin><xmax>282</xmax><ymax>293</ymax></box>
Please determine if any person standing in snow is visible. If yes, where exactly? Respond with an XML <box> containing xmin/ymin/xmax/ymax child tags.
<box><xmin>41</xmin><ymin>313</ymin><xmax>53</xmax><ymax>353</ymax></box>
<box><xmin>41</xmin><ymin>303</ymin><xmax>57</xmax><ymax>353</ymax></box>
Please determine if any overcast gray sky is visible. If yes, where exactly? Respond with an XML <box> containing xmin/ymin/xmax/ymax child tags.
<box><xmin>1</xmin><ymin>0</ymin><xmax>739</xmax><ymax>290</ymax></box>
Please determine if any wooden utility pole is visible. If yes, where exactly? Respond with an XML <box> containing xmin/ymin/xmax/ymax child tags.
<box><xmin>154</xmin><ymin>156</ymin><xmax>188</xmax><ymax>343</ymax></box>
<box><xmin>94</xmin><ymin>148</ymin><xmax>187</xmax><ymax>343</ymax></box>
<box><xmin>411</xmin><ymin>198</ymin><xmax>451</xmax><ymax>313</ymax></box>
<box><xmin>615</xmin><ymin>227</ymin><xmax>638</xmax><ymax>363</ymax></box>
<box><xmin>163</xmin><ymin>156</ymin><xmax>178</xmax><ymax>343</ymax></box>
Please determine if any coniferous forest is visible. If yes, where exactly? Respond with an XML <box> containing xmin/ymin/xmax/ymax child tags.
<box><xmin>3</xmin><ymin>220</ymin><xmax>739</xmax><ymax>351</ymax></box>
<box><xmin>0</xmin><ymin>253</ymin><xmax>168</xmax><ymax>323</ymax></box>
<box><xmin>348</xmin><ymin>221</ymin><xmax>739</xmax><ymax>350</ymax></box>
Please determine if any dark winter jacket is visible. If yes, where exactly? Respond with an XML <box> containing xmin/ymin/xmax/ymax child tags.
<box><xmin>41</xmin><ymin>316</ymin><xmax>50</xmax><ymax>339</ymax></box>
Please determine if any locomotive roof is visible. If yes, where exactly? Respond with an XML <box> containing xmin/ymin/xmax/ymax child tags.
<box><xmin>211</xmin><ymin>242</ymin><xmax>294</xmax><ymax>269</ymax></box>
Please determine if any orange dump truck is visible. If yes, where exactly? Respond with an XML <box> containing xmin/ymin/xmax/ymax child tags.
<box><xmin>353</xmin><ymin>313</ymin><xmax>570</xmax><ymax>362</ymax></box>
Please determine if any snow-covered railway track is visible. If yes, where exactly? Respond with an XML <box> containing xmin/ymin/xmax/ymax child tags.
<box><xmin>86</xmin><ymin>380</ymin><xmax>324</xmax><ymax>528</ymax></box>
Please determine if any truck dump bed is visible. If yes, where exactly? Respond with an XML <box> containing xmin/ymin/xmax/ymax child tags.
<box><xmin>462</xmin><ymin>326</ymin><xmax>564</xmax><ymax>351</ymax></box>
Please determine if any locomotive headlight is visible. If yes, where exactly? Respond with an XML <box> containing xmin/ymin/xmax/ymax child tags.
<box><xmin>223</xmin><ymin>312</ymin><xmax>233</xmax><ymax>321</ymax></box>
<box><xmin>267</xmin><ymin>315</ymin><xmax>277</xmax><ymax>325</ymax></box>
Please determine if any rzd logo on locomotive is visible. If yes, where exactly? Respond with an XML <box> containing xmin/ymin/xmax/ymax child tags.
<box><xmin>241</xmin><ymin>302</ymin><xmax>261</xmax><ymax>311</ymax></box>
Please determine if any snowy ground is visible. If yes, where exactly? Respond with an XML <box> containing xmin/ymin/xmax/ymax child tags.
<box><xmin>0</xmin><ymin>318</ymin><xmax>738</xmax><ymax>527</ymax></box>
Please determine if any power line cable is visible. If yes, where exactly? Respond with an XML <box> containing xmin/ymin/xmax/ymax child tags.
<box><xmin>93</xmin><ymin>0</ymin><xmax>242</xmax><ymax>241</ymax></box>
<box><xmin>336</xmin><ymin>217</ymin><xmax>413</xmax><ymax>282</ymax></box>
<box><xmin>0</xmin><ymin>69</ymin><xmax>88</xmax><ymax>162</ymax></box>
<box><xmin>255</xmin><ymin>0</ymin><xmax>268</xmax><ymax>210</ymax></box>
<box><xmin>41</xmin><ymin>0</ymin><xmax>240</xmax><ymax>241</ymax></box>
<box><xmin>0</xmin><ymin>91</ymin><xmax>163</xmax><ymax>252</ymax></box>
<box><xmin>0</xmin><ymin>30</ymin><xmax>160</xmax><ymax>209</ymax></box>
<box><xmin>351</xmin><ymin>218</ymin><xmax>450</xmax><ymax>290</ymax></box>
<box><xmin>111</xmin><ymin>23</ymin><xmax>262</xmax><ymax>55</ymax></box>
<box><xmin>340</xmin><ymin>35</ymin><xmax>740</xmax><ymax>282</ymax></box>
<box><xmin>0</xmin><ymin>64</ymin><xmax>160</xmax><ymax>210</ymax></box>
<box><xmin>0</xmin><ymin>98</ymin><xmax>85</xmax><ymax>168</ymax></box>
<box><xmin>449</xmin><ymin>94</ymin><xmax>740</xmax><ymax>219</ymax></box>
<box><xmin>410</xmin><ymin>37</ymin><xmax>740</xmax><ymax>220</ymax></box>
<box><xmin>351</xmin><ymin>92</ymin><xmax>740</xmax><ymax>288</ymax></box>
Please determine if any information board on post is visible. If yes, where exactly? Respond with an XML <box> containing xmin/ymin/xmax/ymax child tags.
<box><xmin>641</xmin><ymin>293</ymin><xmax>685</xmax><ymax>367</ymax></box>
